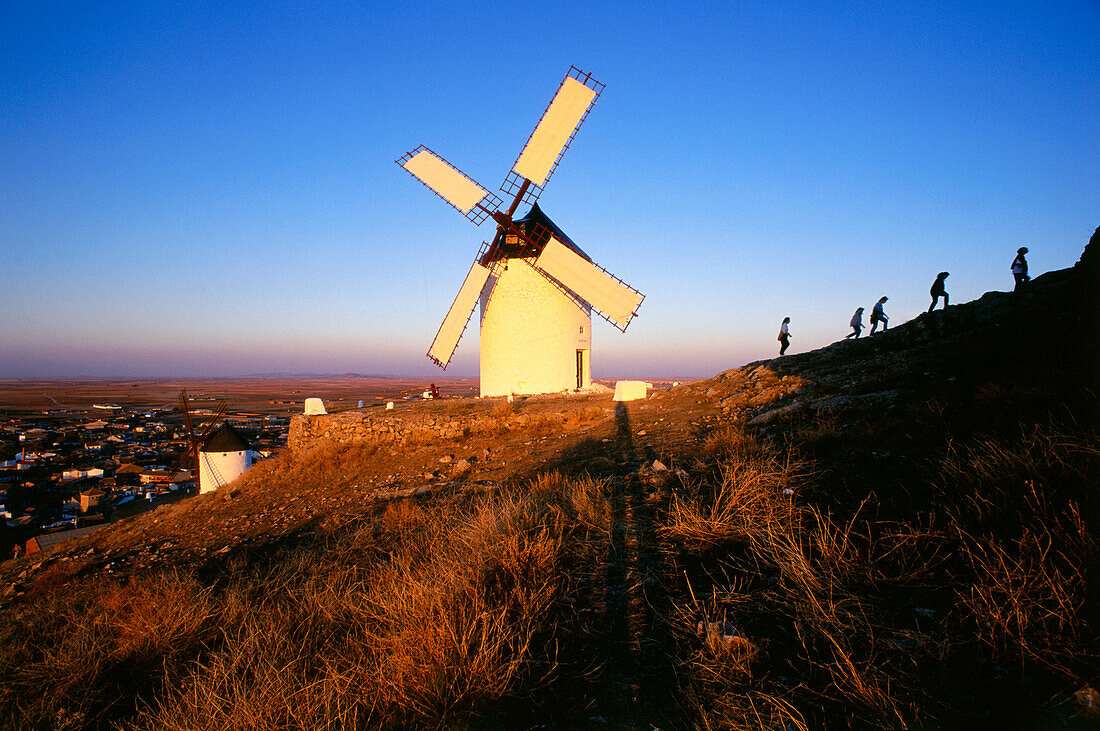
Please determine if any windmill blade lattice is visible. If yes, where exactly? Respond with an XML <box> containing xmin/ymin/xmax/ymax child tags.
<box><xmin>397</xmin><ymin>147</ymin><xmax>502</xmax><ymax>225</ymax></box>
<box><xmin>176</xmin><ymin>390</ymin><xmax>229</xmax><ymax>472</ymax></box>
<box><xmin>502</xmin><ymin>67</ymin><xmax>604</xmax><ymax>207</ymax></box>
<box><xmin>533</xmin><ymin>238</ymin><xmax>644</xmax><ymax>330</ymax></box>
<box><xmin>427</xmin><ymin>244</ymin><xmax>500</xmax><ymax>368</ymax></box>
<box><xmin>197</xmin><ymin>401</ymin><xmax>229</xmax><ymax>439</ymax></box>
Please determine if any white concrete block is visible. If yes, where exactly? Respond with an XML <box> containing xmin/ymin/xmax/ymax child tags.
<box><xmin>613</xmin><ymin>381</ymin><xmax>647</xmax><ymax>401</ymax></box>
<box><xmin>303</xmin><ymin>398</ymin><xmax>327</xmax><ymax>415</ymax></box>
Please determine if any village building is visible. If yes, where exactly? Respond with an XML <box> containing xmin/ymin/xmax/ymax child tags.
<box><xmin>79</xmin><ymin>487</ymin><xmax>106</xmax><ymax>514</ymax></box>
<box><xmin>24</xmin><ymin>524</ymin><xmax>105</xmax><ymax>555</ymax></box>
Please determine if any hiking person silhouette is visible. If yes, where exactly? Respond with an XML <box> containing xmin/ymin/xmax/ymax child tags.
<box><xmin>778</xmin><ymin>317</ymin><xmax>791</xmax><ymax>356</ymax></box>
<box><xmin>846</xmin><ymin>307</ymin><xmax>864</xmax><ymax>339</ymax></box>
<box><xmin>870</xmin><ymin>297</ymin><xmax>889</xmax><ymax>334</ymax></box>
<box><xmin>929</xmin><ymin>272</ymin><xmax>949</xmax><ymax>312</ymax></box>
<box><xmin>1011</xmin><ymin>247</ymin><xmax>1030</xmax><ymax>290</ymax></box>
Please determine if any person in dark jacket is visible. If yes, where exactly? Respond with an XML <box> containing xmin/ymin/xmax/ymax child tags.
<box><xmin>928</xmin><ymin>272</ymin><xmax>949</xmax><ymax>312</ymax></box>
<box><xmin>1011</xmin><ymin>247</ymin><xmax>1030</xmax><ymax>290</ymax></box>
<box><xmin>870</xmin><ymin>297</ymin><xmax>889</xmax><ymax>334</ymax></box>
<box><xmin>778</xmin><ymin>317</ymin><xmax>791</xmax><ymax>356</ymax></box>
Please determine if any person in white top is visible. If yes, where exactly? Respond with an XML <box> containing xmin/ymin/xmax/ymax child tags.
<box><xmin>870</xmin><ymin>297</ymin><xmax>889</xmax><ymax>334</ymax></box>
<box><xmin>846</xmin><ymin>307</ymin><xmax>864</xmax><ymax>339</ymax></box>
<box><xmin>1011</xmin><ymin>247</ymin><xmax>1030</xmax><ymax>291</ymax></box>
<box><xmin>778</xmin><ymin>317</ymin><xmax>791</xmax><ymax>356</ymax></box>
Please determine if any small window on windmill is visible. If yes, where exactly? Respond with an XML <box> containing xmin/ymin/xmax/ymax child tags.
<box><xmin>503</xmin><ymin>231</ymin><xmax>524</xmax><ymax>258</ymax></box>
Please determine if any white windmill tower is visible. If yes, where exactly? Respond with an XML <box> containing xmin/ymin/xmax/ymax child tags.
<box><xmin>397</xmin><ymin>67</ymin><xmax>643</xmax><ymax>397</ymax></box>
<box><xmin>197</xmin><ymin>423</ymin><xmax>252</xmax><ymax>494</ymax></box>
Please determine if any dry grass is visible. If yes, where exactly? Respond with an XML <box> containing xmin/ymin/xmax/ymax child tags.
<box><xmin>700</xmin><ymin>424</ymin><xmax>761</xmax><ymax>461</ymax></box>
<box><xmin>661</xmin><ymin>429</ymin><xmax>919</xmax><ymax>727</ymax></box>
<box><xmin>940</xmin><ymin>427</ymin><xmax>1097</xmax><ymax>676</ymax></box>
<box><xmin>0</xmin><ymin>471</ymin><xmax>612</xmax><ymax>729</ymax></box>
<box><xmin>243</xmin><ymin>439</ymin><xmax>380</xmax><ymax>495</ymax></box>
<box><xmin>658</xmin><ymin>419</ymin><xmax>1098</xmax><ymax>728</ymax></box>
<box><xmin>660</xmin><ymin>450</ymin><xmax>802</xmax><ymax>555</ymax></box>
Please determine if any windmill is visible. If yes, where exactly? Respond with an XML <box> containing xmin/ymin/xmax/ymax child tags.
<box><xmin>397</xmin><ymin>67</ymin><xmax>644</xmax><ymax>397</ymax></box>
<box><xmin>174</xmin><ymin>389</ymin><xmax>227</xmax><ymax>486</ymax></box>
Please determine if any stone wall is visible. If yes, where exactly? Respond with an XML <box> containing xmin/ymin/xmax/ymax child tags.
<box><xmin>288</xmin><ymin>409</ymin><xmax>549</xmax><ymax>453</ymax></box>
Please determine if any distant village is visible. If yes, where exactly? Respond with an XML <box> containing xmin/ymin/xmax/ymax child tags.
<box><xmin>0</xmin><ymin>402</ymin><xmax>287</xmax><ymax>558</ymax></box>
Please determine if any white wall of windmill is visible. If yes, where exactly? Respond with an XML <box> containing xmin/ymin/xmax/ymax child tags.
<box><xmin>478</xmin><ymin>260</ymin><xmax>592</xmax><ymax>397</ymax></box>
<box><xmin>198</xmin><ymin>449</ymin><xmax>251</xmax><ymax>494</ymax></box>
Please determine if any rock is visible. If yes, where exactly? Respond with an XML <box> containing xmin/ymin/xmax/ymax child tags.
<box><xmin>451</xmin><ymin>459</ymin><xmax>471</xmax><ymax>475</ymax></box>
<box><xmin>652</xmin><ymin>460</ymin><xmax>667</xmax><ymax>472</ymax></box>
<box><xmin>637</xmin><ymin>430</ymin><xmax>647</xmax><ymax>436</ymax></box>
<box><xmin>439</xmin><ymin>454</ymin><xmax>453</xmax><ymax>464</ymax></box>
<box><xmin>1075</xmin><ymin>686</ymin><xmax>1100</xmax><ymax>718</ymax></box>
<box><xmin>747</xmin><ymin>402</ymin><xmax>802</xmax><ymax>426</ymax></box>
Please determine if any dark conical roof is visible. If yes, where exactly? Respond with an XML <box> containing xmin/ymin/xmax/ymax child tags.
<box><xmin>200</xmin><ymin>423</ymin><xmax>250</xmax><ymax>452</ymax></box>
<box><xmin>509</xmin><ymin>203</ymin><xmax>592</xmax><ymax>261</ymax></box>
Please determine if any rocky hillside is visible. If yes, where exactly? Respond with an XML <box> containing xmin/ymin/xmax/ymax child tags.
<box><xmin>0</xmin><ymin>231</ymin><xmax>1096</xmax><ymax>730</ymax></box>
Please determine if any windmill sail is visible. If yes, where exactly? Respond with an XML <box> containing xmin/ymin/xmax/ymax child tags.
<box><xmin>399</xmin><ymin>147</ymin><xmax>500</xmax><ymax>223</ymax></box>
<box><xmin>534</xmin><ymin>237</ymin><xmax>643</xmax><ymax>330</ymax></box>
<box><xmin>512</xmin><ymin>73</ymin><xmax>599</xmax><ymax>187</ymax></box>
<box><xmin>427</xmin><ymin>258</ymin><xmax>494</xmax><ymax>367</ymax></box>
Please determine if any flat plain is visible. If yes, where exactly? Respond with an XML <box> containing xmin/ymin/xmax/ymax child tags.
<box><xmin>0</xmin><ymin>376</ymin><xmax>482</xmax><ymax>417</ymax></box>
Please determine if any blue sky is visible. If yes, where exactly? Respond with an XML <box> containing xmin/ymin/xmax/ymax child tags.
<box><xmin>2</xmin><ymin>1</ymin><xmax>1096</xmax><ymax>378</ymax></box>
